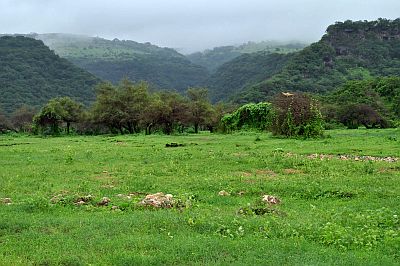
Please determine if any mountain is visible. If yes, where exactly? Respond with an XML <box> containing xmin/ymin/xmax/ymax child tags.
<box><xmin>206</xmin><ymin>52</ymin><xmax>293</xmax><ymax>102</ymax></box>
<box><xmin>32</xmin><ymin>33</ymin><xmax>209</xmax><ymax>92</ymax></box>
<box><xmin>232</xmin><ymin>18</ymin><xmax>400</xmax><ymax>103</ymax></box>
<box><xmin>186</xmin><ymin>41</ymin><xmax>306</xmax><ymax>73</ymax></box>
<box><xmin>0</xmin><ymin>36</ymin><xmax>99</xmax><ymax>114</ymax></box>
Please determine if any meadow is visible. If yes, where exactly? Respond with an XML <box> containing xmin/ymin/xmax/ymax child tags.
<box><xmin>0</xmin><ymin>129</ymin><xmax>399</xmax><ymax>265</ymax></box>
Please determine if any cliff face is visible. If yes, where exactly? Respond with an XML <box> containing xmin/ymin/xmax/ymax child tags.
<box><xmin>322</xmin><ymin>18</ymin><xmax>400</xmax><ymax>56</ymax></box>
<box><xmin>231</xmin><ymin>19</ymin><xmax>400</xmax><ymax>103</ymax></box>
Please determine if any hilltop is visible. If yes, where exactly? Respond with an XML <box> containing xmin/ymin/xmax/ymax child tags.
<box><xmin>32</xmin><ymin>33</ymin><xmax>209</xmax><ymax>92</ymax></box>
<box><xmin>229</xmin><ymin>18</ymin><xmax>400</xmax><ymax>102</ymax></box>
<box><xmin>186</xmin><ymin>41</ymin><xmax>306</xmax><ymax>73</ymax></box>
<box><xmin>0</xmin><ymin>36</ymin><xmax>99</xmax><ymax>114</ymax></box>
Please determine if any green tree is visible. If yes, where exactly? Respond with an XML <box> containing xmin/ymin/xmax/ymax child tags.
<box><xmin>187</xmin><ymin>88</ymin><xmax>214</xmax><ymax>133</ymax></box>
<box><xmin>10</xmin><ymin>105</ymin><xmax>36</xmax><ymax>132</ymax></box>
<box><xmin>0</xmin><ymin>109</ymin><xmax>12</xmax><ymax>133</ymax></box>
<box><xmin>33</xmin><ymin>97</ymin><xmax>83</xmax><ymax>135</ymax></box>
<box><xmin>91</xmin><ymin>80</ymin><xmax>150</xmax><ymax>134</ymax></box>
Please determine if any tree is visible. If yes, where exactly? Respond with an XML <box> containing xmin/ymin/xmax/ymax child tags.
<box><xmin>118</xmin><ymin>80</ymin><xmax>150</xmax><ymax>133</ymax></box>
<box><xmin>33</xmin><ymin>97</ymin><xmax>83</xmax><ymax>135</ymax></box>
<box><xmin>339</xmin><ymin>104</ymin><xmax>388</xmax><ymax>129</ymax></box>
<box><xmin>187</xmin><ymin>88</ymin><xmax>214</xmax><ymax>133</ymax></box>
<box><xmin>91</xmin><ymin>80</ymin><xmax>150</xmax><ymax>134</ymax></box>
<box><xmin>91</xmin><ymin>82</ymin><xmax>124</xmax><ymax>134</ymax></box>
<box><xmin>10</xmin><ymin>105</ymin><xmax>36</xmax><ymax>132</ymax></box>
<box><xmin>0</xmin><ymin>109</ymin><xmax>12</xmax><ymax>133</ymax></box>
<box><xmin>142</xmin><ymin>91</ymin><xmax>190</xmax><ymax>135</ymax></box>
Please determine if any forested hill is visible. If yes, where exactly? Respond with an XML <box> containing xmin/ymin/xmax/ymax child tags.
<box><xmin>186</xmin><ymin>41</ymin><xmax>306</xmax><ymax>73</ymax></box>
<box><xmin>0</xmin><ymin>36</ymin><xmax>99</xmax><ymax>114</ymax></box>
<box><xmin>206</xmin><ymin>52</ymin><xmax>293</xmax><ymax>102</ymax></box>
<box><xmin>32</xmin><ymin>33</ymin><xmax>209</xmax><ymax>92</ymax></box>
<box><xmin>232</xmin><ymin>18</ymin><xmax>400</xmax><ymax>103</ymax></box>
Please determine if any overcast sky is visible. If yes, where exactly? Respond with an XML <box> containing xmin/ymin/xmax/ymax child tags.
<box><xmin>1</xmin><ymin>0</ymin><xmax>399</xmax><ymax>53</ymax></box>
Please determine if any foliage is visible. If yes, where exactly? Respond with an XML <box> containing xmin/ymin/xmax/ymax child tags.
<box><xmin>324</xmin><ymin>77</ymin><xmax>400</xmax><ymax>127</ymax></box>
<box><xmin>232</xmin><ymin>19</ymin><xmax>400</xmax><ymax>103</ymax></box>
<box><xmin>0</xmin><ymin>109</ymin><xmax>12</xmax><ymax>133</ymax></box>
<box><xmin>206</xmin><ymin>52</ymin><xmax>293</xmax><ymax>102</ymax></box>
<box><xmin>271</xmin><ymin>93</ymin><xmax>324</xmax><ymax>138</ymax></box>
<box><xmin>0</xmin><ymin>36</ymin><xmax>99</xmax><ymax>114</ymax></box>
<box><xmin>186</xmin><ymin>88</ymin><xmax>214</xmax><ymax>133</ymax></box>
<box><xmin>89</xmin><ymin>82</ymin><xmax>216</xmax><ymax>135</ymax></box>
<box><xmin>91</xmin><ymin>80</ymin><xmax>150</xmax><ymax>134</ymax></box>
<box><xmin>31</xmin><ymin>33</ymin><xmax>209</xmax><ymax>92</ymax></box>
<box><xmin>33</xmin><ymin>97</ymin><xmax>83</xmax><ymax>135</ymax></box>
<box><xmin>339</xmin><ymin>104</ymin><xmax>389</xmax><ymax>129</ymax></box>
<box><xmin>187</xmin><ymin>41</ymin><xmax>306</xmax><ymax>73</ymax></box>
<box><xmin>10</xmin><ymin>105</ymin><xmax>36</xmax><ymax>133</ymax></box>
<box><xmin>221</xmin><ymin>102</ymin><xmax>273</xmax><ymax>132</ymax></box>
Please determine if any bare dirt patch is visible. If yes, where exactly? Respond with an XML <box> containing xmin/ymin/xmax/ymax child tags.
<box><xmin>283</xmin><ymin>168</ymin><xmax>304</xmax><ymax>174</ymax></box>
<box><xmin>255</xmin><ymin>169</ymin><xmax>277</xmax><ymax>177</ymax></box>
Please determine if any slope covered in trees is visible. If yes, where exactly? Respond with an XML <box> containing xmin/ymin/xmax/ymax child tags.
<box><xmin>186</xmin><ymin>41</ymin><xmax>306</xmax><ymax>73</ymax></box>
<box><xmin>206</xmin><ymin>52</ymin><xmax>293</xmax><ymax>102</ymax></box>
<box><xmin>32</xmin><ymin>33</ymin><xmax>209</xmax><ymax>92</ymax></box>
<box><xmin>233</xmin><ymin>19</ymin><xmax>400</xmax><ymax>103</ymax></box>
<box><xmin>0</xmin><ymin>36</ymin><xmax>99</xmax><ymax>114</ymax></box>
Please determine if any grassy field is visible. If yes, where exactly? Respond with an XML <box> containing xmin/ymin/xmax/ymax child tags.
<box><xmin>0</xmin><ymin>129</ymin><xmax>399</xmax><ymax>265</ymax></box>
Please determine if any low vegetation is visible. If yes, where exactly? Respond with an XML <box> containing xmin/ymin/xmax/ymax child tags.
<box><xmin>0</xmin><ymin>129</ymin><xmax>399</xmax><ymax>265</ymax></box>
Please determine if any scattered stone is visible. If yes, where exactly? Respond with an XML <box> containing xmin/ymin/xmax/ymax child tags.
<box><xmin>74</xmin><ymin>194</ymin><xmax>92</xmax><ymax>205</ymax></box>
<box><xmin>98</xmin><ymin>197</ymin><xmax>111</xmax><ymax>206</ymax></box>
<box><xmin>50</xmin><ymin>194</ymin><xmax>64</xmax><ymax>204</ymax></box>
<box><xmin>262</xmin><ymin>195</ymin><xmax>281</xmax><ymax>205</ymax></box>
<box><xmin>111</xmin><ymin>205</ymin><xmax>119</xmax><ymax>210</ymax></box>
<box><xmin>75</xmin><ymin>200</ymin><xmax>86</xmax><ymax>206</ymax></box>
<box><xmin>305</xmin><ymin>153</ymin><xmax>398</xmax><ymax>163</ymax></box>
<box><xmin>237</xmin><ymin>191</ymin><xmax>245</xmax><ymax>196</ymax></box>
<box><xmin>1</xmin><ymin>198</ymin><xmax>12</xmax><ymax>205</ymax></box>
<box><xmin>139</xmin><ymin>192</ymin><xmax>174</xmax><ymax>208</ymax></box>
<box><xmin>218</xmin><ymin>190</ymin><xmax>230</xmax><ymax>196</ymax></box>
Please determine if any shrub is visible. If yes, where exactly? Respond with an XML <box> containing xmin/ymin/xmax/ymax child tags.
<box><xmin>339</xmin><ymin>104</ymin><xmax>389</xmax><ymax>129</ymax></box>
<box><xmin>221</xmin><ymin>102</ymin><xmax>273</xmax><ymax>132</ymax></box>
<box><xmin>271</xmin><ymin>93</ymin><xmax>324</xmax><ymax>138</ymax></box>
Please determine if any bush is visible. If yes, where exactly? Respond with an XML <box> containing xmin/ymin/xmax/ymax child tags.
<box><xmin>339</xmin><ymin>104</ymin><xmax>389</xmax><ymax>129</ymax></box>
<box><xmin>271</xmin><ymin>93</ymin><xmax>324</xmax><ymax>138</ymax></box>
<box><xmin>221</xmin><ymin>102</ymin><xmax>273</xmax><ymax>132</ymax></box>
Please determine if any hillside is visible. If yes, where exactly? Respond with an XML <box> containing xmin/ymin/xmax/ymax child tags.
<box><xmin>206</xmin><ymin>52</ymin><xmax>293</xmax><ymax>102</ymax></box>
<box><xmin>187</xmin><ymin>41</ymin><xmax>306</xmax><ymax>73</ymax></box>
<box><xmin>233</xmin><ymin>19</ymin><xmax>400</xmax><ymax>102</ymax></box>
<box><xmin>0</xmin><ymin>36</ymin><xmax>99</xmax><ymax>114</ymax></box>
<box><xmin>33</xmin><ymin>33</ymin><xmax>209</xmax><ymax>92</ymax></box>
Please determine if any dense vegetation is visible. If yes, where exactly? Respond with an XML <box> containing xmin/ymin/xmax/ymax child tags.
<box><xmin>0</xmin><ymin>36</ymin><xmax>99</xmax><ymax>114</ymax></box>
<box><xmin>225</xmin><ymin>19</ymin><xmax>400</xmax><ymax>103</ymax></box>
<box><xmin>33</xmin><ymin>33</ymin><xmax>209</xmax><ymax>92</ymax></box>
<box><xmin>28</xmin><ymin>80</ymin><xmax>220</xmax><ymax>136</ymax></box>
<box><xmin>187</xmin><ymin>41</ymin><xmax>306</xmax><ymax>73</ymax></box>
<box><xmin>206</xmin><ymin>52</ymin><xmax>293</xmax><ymax>102</ymax></box>
<box><xmin>322</xmin><ymin>76</ymin><xmax>400</xmax><ymax>128</ymax></box>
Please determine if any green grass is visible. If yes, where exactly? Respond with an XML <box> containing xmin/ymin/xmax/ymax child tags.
<box><xmin>0</xmin><ymin>129</ymin><xmax>399</xmax><ymax>265</ymax></box>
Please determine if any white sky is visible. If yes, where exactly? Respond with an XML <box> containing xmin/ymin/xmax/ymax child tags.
<box><xmin>1</xmin><ymin>0</ymin><xmax>399</xmax><ymax>53</ymax></box>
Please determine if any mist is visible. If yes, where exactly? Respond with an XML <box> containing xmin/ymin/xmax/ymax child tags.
<box><xmin>0</xmin><ymin>0</ymin><xmax>399</xmax><ymax>53</ymax></box>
